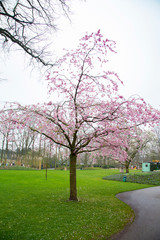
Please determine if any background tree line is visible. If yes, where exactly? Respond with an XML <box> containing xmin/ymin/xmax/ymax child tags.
<box><xmin>1</xmin><ymin>123</ymin><xmax>160</xmax><ymax>170</ymax></box>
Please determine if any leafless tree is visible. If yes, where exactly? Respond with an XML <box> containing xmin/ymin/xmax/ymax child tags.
<box><xmin>0</xmin><ymin>0</ymin><xmax>70</xmax><ymax>67</ymax></box>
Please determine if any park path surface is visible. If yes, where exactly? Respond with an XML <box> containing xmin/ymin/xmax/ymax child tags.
<box><xmin>112</xmin><ymin>186</ymin><xmax>160</xmax><ymax>240</ymax></box>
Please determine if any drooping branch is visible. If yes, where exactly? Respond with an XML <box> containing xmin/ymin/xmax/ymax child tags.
<box><xmin>0</xmin><ymin>28</ymin><xmax>54</xmax><ymax>67</ymax></box>
<box><xmin>30</xmin><ymin>126</ymin><xmax>70</xmax><ymax>149</ymax></box>
<box><xmin>0</xmin><ymin>0</ymin><xmax>71</xmax><ymax>66</ymax></box>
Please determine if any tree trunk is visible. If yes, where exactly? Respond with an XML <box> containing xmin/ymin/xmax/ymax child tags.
<box><xmin>5</xmin><ymin>137</ymin><xmax>9</xmax><ymax>166</ymax></box>
<box><xmin>69</xmin><ymin>153</ymin><xmax>78</xmax><ymax>201</ymax></box>
<box><xmin>125</xmin><ymin>160</ymin><xmax>130</xmax><ymax>173</ymax></box>
<box><xmin>1</xmin><ymin>135</ymin><xmax>5</xmax><ymax>163</ymax></box>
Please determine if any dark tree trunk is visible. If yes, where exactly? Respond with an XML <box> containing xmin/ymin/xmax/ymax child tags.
<box><xmin>69</xmin><ymin>153</ymin><xmax>78</xmax><ymax>201</ymax></box>
<box><xmin>1</xmin><ymin>135</ymin><xmax>5</xmax><ymax>163</ymax></box>
<box><xmin>125</xmin><ymin>160</ymin><xmax>130</xmax><ymax>173</ymax></box>
<box><xmin>4</xmin><ymin>137</ymin><xmax>9</xmax><ymax>165</ymax></box>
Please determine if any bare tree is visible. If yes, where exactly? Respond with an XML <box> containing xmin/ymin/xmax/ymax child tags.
<box><xmin>0</xmin><ymin>0</ymin><xmax>70</xmax><ymax>67</ymax></box>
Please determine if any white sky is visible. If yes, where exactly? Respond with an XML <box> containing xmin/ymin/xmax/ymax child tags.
<box><xmin>0</xmin><ymin>0</ymin><xmax>160</xmax><ymax>108</ymax></box>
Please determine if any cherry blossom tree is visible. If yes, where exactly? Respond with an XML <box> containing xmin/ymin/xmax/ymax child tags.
<box><xmin>117</xmin><ymin>128</ymin><xmax>152</xmax><ymax>173</ymax></box>
<box><xmin>2</xmin><ymin>30</ymin><xmax>160</xmax><ymax>201</ymax></box>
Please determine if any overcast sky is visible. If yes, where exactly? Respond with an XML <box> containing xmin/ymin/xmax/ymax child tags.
<box><xmin>0</xmin><ymin>0</ymin><xmax>160</xmax><ymax>108</ymax></box>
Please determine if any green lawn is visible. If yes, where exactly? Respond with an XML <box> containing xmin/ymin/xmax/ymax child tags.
<box><xmin>0</xmin><ymin>169</ymin><xmax>153</xmax><ymax>240</ymax></box>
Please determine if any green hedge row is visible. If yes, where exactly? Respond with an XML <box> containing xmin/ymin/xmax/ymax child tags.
<box><xmin>103</xmin><ymin>171</ymin><xmax>160</xmax><ymax>185</ymax></box>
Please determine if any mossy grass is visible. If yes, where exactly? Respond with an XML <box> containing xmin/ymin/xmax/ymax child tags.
<box><xmin>0</xmin><ymin>169</ymin><xmax>153</xmax><ymax>240</ymax></box>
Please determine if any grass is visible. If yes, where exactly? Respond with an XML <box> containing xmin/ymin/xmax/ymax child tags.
<box><xmin>103</xmin><ymin>170</ymin><xmax>160</xmax><ymax>185</ymax></box>
<box><xmin>0</xmin><ymin>169</ymin><xmax>153</xmax><ymax>240</ymax></box>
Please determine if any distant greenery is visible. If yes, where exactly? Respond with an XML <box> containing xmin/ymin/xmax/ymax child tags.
<box><xmin>93</xmin><ymin>164</ymin><xmax>116</xmax><ymax>168</ymax></box>
<box><xmin>0</xmin><ymin>169</ymin><xmax>153</xmax><ymax>240</ymax></box>
<box><xmin>103</xmin><ymin>170</ymin><xmax>160</xmax><ymax>185</ymax></box>
<box><xmin>0</xmin><ymin>165</ymin><xmax>37</xmax><ymax>171</ymax></box>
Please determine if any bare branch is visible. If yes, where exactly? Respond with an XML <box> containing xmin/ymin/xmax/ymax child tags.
<box><xmin>0</xmin><ymin>0</ymin><xmax>71</xmax><ymax>66</ymax></box>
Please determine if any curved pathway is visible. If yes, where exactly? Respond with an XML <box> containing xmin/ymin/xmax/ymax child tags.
<box><xmin>112</xmin><ymin>186</ymin><xmax>160</xmax><ymax>240</ymax></box>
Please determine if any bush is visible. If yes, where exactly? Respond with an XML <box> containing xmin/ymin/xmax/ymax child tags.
<box><xmin>93</xmin><ymin>164</ymin><xmax>101</xmax><ymax>167</ymax></box>
<box><xmin>102</xmin><ymin>165</ymin><xmax>115</xmax><ymax>169</ymax></box>
<box><xmin>103</xmin><ymin>171</ymin><xmax>160</xmax><ymax>185</ymax></box>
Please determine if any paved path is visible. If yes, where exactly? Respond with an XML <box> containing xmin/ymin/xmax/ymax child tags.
<box><xmin>112</xmin><ymin>186</ymin><xmax>160</xmax><ymax>240</ymax></box>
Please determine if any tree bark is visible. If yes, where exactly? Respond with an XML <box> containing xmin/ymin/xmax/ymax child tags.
<box><xmin>1</xmin><ymin>135</ymin><xmax>5</xmax><ymax>163</ymax></box>
<box><xmin>4</xmin><ymin>137</ymin><xmax>8</xmax><ymax>166</ymax></box>
<box><xmin>125</xmin><ymin>160</ymin><xmax>130</xmax><ymax>173</ymax></box>
<box><xmin>69</xmin><ymin>153</ymin><xmax>78</xmax><ymax>201</ymax></box>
